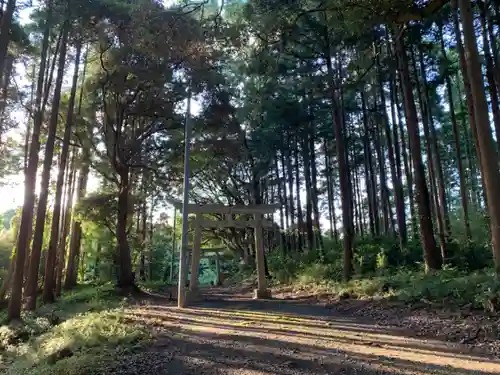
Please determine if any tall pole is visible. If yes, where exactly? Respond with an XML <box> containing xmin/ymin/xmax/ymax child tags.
<box><xmin>177</xmin><ymin>88</ymin><xmax>192</xmax><ymax>308</ymax></box>
<box><xmin>169</xmin><ymin>208</ymin><xmax>177</xmax><ymax>282</ymax></box>
<box><xmin>163</xmin><ymin>208</ymin><xmax>177</xmax><ymax>282</ymax></box>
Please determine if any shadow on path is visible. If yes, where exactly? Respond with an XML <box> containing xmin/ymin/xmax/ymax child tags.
<box><xmin>127</xmin><ymin>292</ymin><xmax>500</xmax><ymax>375</ymax></box>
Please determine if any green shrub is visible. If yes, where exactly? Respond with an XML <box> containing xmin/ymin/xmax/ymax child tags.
<box><xmin>263</xmin><ymin>232</ymin><xmax>499</xmax><ymax>310</ymax></box>
<box><xmin>1</xmin><ymin>284</ymin><xmax>150</xmax><ymax>375</ymax></box>
<box><xmin>5</xmin><ymin>310</ymin><xmax>151</xmax><ymax>375</ymax></box>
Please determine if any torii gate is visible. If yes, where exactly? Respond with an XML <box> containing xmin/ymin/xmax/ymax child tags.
<box><xmin>171</xmin><ymin>201</ymin><xmax>279</xmax><ymax>305</ymax></box>
<box><xmin>199</xmin><ymin>247</ymin><xmax>224</xmax><ymax>285</ymax></box>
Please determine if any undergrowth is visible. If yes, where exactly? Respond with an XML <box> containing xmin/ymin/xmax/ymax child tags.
<box><xmin>287</xmin><ymin>266</ymin><xmax>500</xmax><ymax>310</ymax></box>
<box><xmin>0</xmin><ymin>284</ymin><xmax>151</xmax><ymax>375</ymax></box>
<box><xmin>263</xmin><ymin>235</ymin><xmax>500</xmax><ymax>311</ymax></box>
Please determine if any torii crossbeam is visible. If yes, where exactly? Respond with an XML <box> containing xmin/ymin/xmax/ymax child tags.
<box><xmin>169</xmin><ymin>200</ymin><xmax>279</xmax><ymax>305</ymax></box>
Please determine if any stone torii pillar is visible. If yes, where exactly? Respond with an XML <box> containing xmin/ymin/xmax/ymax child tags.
<box><xmin>215</xmin><ymin>251</ymin><xmax>221</xmax><ymax>286</ymax></box>
<box><xmin>253</xmin><ymin>213</ymin><xmax>270</xmax><ymax>299</ymax></box>
<box><xmin>168</xmin><ymin>200</ymin><xmax>279</xmax><ymax>305</ymax></box>
<box><xmin>188</xmin><ymin>214</ymin><xmax>202</xmax><ymax>295</ymax></box>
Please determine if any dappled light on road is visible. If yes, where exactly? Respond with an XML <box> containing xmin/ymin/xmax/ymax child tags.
<box><xmin>125</xmin><ymin>299</ymin><xmax>500</xmax><ymax>375</ymax></box>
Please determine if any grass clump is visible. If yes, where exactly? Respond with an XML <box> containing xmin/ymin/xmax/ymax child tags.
<box><xmin>5</xmin><ymin>310</ymin><xmax>151</xmax><ymax>375</ymax></box>
<box><xmin>1</xmin><ymin>284</ymin><xmax>151</xmax><ymax>375</ymax></box>
<box><xmin>264</xmin><ymin>234</ymin><xmax>500</xmax><ymax>311</ymax></box>
<box><xmin>285</xmin><ymin>265</ymin><xmax>500</xmax><ymax>311</ymax></box>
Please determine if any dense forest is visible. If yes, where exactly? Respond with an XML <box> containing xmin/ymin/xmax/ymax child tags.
<box><xmin>1</xmin><ymin>0</ymin><xmax>500</xmax><ymax>373</ymax></box>
<box><xmin>0</xmin><ymin>0</ymin><xmax>497</xmax><ymax>326</ymax></box>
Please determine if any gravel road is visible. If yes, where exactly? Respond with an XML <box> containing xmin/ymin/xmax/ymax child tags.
<box><xmin>118</xmin><ymin>288</ymin><xmax>500</xmax><ymax>375</ymax></box>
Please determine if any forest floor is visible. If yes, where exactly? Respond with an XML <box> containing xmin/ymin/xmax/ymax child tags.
<box><xmin>119</xmin><ymin>283</ymin><xmax>500</xmax><ymax>375</ymax></box>
<box><xmin>3</xmin><ymin>283</ymin><xmax>500</xmax><ymax>375</ymax></box>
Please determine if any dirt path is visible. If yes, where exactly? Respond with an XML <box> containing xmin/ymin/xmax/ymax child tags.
<box><xmin>121</xmin><ymin>288</ymin><xmax>500</xmax><ymax>375</ymax></box>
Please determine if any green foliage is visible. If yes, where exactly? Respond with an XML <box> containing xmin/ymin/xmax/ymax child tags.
<box><xmin>264</xmin><ymin>228</ymin><xmax>499</xmax><ymax>311</ymax></box>
<box><xmin>1</xmin><ymin>284</ymin><xmax>150</xmax><ymax>375</ymax></box>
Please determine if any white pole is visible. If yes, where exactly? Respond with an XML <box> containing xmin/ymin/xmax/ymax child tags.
<box><xmin>177</xmin><ymin>88</ymin><xmax>192</xmax><ymax>308</ymax></box>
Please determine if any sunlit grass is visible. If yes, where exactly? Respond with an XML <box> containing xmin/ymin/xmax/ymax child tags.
<box><xmin>285</xmin><ymin>266</ymin><xmax>500</xmax><ymax>310</ymax></box>
<box><xmin>1</xmin><ymin>284</ymin><xmax>151</xmax><ymax>375</ymax></box>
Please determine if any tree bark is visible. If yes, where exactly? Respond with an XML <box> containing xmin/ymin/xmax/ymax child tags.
<box><xmin>55</xmin><ymin>150</ymin><xmax>76</xmax><ymax>296</ymax></box>
<box><xmin>324</xmin><ymin>30</ymin><xmax>354</xmax><ymax>279</ymax></box>
<box><xmin>413</xmin><ymin>46</ymin><xmax>447</xmax><ymax>259</ymax></box>
<box><xmin>395</xmin><ymin>32</ymin><xmax>441</xmax><ymax>270</ymax></box>
<box><xmin>458</xmin><ymin>0</ymin><xmax>500</xmax><ymax>272</ymax></box>
<box><xmin>27</xmin><ymin>25</ymin><xmax>68</xmax><ymax>305</ymax></box>
<box><xmin>478</xmin><ymin>1</ymin><xmax>500</xmax><ymax>153</ymax></box>
<box><xmin>116</xmin><ymin>166</ymin><xmax>135</xmax><ymax>288</ymax></box>
<box><xmin>7</xmin><ymin>9</ymin><xmax>52</xmax><ymax>320</ymax></box>
<box><xmin>0</xmin><ymin>0</ymin><xmax>16</xmax><ymax>88</ymax></box>
<box><xmin>439</xmin><ymin>22</ymin><xmax>471</xmax><ymax>239</ymax></box>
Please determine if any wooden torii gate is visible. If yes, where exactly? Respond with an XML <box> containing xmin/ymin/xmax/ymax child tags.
<box><xmin>199</xmin><ymin>247</ymin><xmax>224</xmax><ymax>286</ymax></box>
<box><xmin>171</xmin><ymin>201</ymin><xmax>279</xmax><ymax>304</ymax></box>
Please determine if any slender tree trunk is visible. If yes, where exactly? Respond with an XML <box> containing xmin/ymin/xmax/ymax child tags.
<box><xmin>64</xmin><ymin>46</ymin><xmax>90</xmax><ymax>290</ymax></box>
<box><xmin>373</xmin><ymin>114</ymin><xmax>391</xmax><ymax>235</ymax></box>
<box><xmin>324</xmin><ymin>28</ymin><xmax>354</xmax><ymax>280</ymax></box>
<box><xmin>7</xmin><ymin>10</ymin><xmax>52</xmax><ymax>321</ymax></box>
<box><xmin>394</xmin><ymin>75</ymin><xmax>417</xmax><ymax>239</ymax></box>
<box><xmin>0</xmin><ymin>0</ymin><xmax>16</xmax><ymax>88</ymax></box>
<box><xmin>27</xmin><ymin>25</ymin><xmax>68</xmax><ymax>305</ymax></box>
<box><xmin>142</xmin><ymin>199</ymin><xmax>149</xmax><ymax>280</ymax></box>
<box><xmin>324</xmin><ymin>140</ymin><xmax>337</xmax><ymax>240</ymax></box>
<box><xmin>454</xmin><ymin>1</ymin><xmax>487</xmax><ymax>209</ymax></box>
<box><xmin>486</xmin><ymin>3</ymin><xmax>500</xmax><ymax>90</ymax></box>
<box><xmin>413</xmin><ymin>47</ymin><xmax>447</xmax><ymax>259</ymax></box>
<box><xmin>55</xmin><ymin>151</ymin><xmax>76</xmax><ymax>296</ymax></box>
<box><xmin>301</xmin><ymin>131</ymin><xmax>314</xmax><ymax>253</ymax></box>
<box><xmin>440</xmin><ymin>22</ymin><xmax>471</xmax><ymax>240</ymax></box>
<box><xmin>0</xmin><ymin>52</ymin><xmax>13</xmax><ymax>142</ymax></box>
<box><xmin>384</xmin><ymin>70</ymin><xmax>407</xmax><ymax>247</ymax></box>
<box><xmin>309</xmin><ymin>131</ymin><xmax>324</xmax><ymax>251</ymax></box>
<box><xmin>479</xmin><ymin>2</ymin><xmax>500</xmax><ymax>152</ymax></box>
<box><xmin>0</xmin><ymin>250</ymin><xmax>14</xmax><ymax>301</ymax></box>
<box><xmin>395</xmin><ymin>32</ymin><xmax>441</xmax><ymax>271</ymax></box>
<box><xmin>361</xmin><ymin>90</ymin><xmax>379</xmax><ymax>235</ymax></box>
<box><xmin>458</xmin><ymin>0</ymin><xmax>500</xmax><ymax>272</ymax></box>
<box><xmin>284</xmin><ymin>133</ymin><xmax>296</xmax><ymax>250</ymax></box>
<box><xmin>42</xmin><ymin>41</ymin><xmax>80</xmax><ymax>302</ymax></box>
<box><xmin>294</xmin><ymin>143</ymin><xmax>303</xmax><ymax>250</ymax></box>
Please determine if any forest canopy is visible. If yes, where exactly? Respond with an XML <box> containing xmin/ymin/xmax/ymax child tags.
<box><xmin>0</xmin><ymin>0</ymin><xmax>497</xmax><ymax>326</ymax></box>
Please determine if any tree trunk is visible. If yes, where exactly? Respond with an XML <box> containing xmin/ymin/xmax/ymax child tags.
<box><xmin>361</xmin><ymin>90</ymin><xmax>378</xmax><ymax>236</ymax></box>
<box><xmin>458</xmin><ymin>0</ymin><xmax>500</xmax><ymax>272</ymax></box>
<box><xmin>41</xmin><ymin>40</ymin><xmax>80</xmax><ymax>303</ymax></box>
<box><xmin>385</xmin><ymin>68</ymin><xmax>407</xmax><ymax>246</ymax></box>
<box><xmin>309</xmin><ymin>131</ymin><xmax>324</xmax><ymax>251</ymax></box>
<box><xmin>395</xmin><ymin>32</ymin><xmax>441</xmax><ymax>271</ymax></box>
<box><xmin>64</xmin><ymin>46</ymin><xmax>90</xmax><ymax>290</ymax></box>
<box><xmin>27</xmin><ymin>25</ymin><xmax>68</xmax><ymax>306</ymax></box>
<box><xmin>64</xmin><ymin>153</ymin><xmax>89</xmax><ymax>289</ymax></box>
<box><xmin>7</xmin><ymin>10</ymin><xmax>52</xmax><ymax>321</ymax></box>
<box><xmin>294</xmin><ymin>142</ymin><xmax>304</xmax><ymax>250</ymax></box>
<box><xmin>324</xmin><ymin>140</ymin><xmax>336</xmax><ymax>239</ymax></box>
<box><xmin>0</xmin><ymin>52</ymin><xmax>13</xmax><ymax>142</ymax></box>
<box><xmin>454</xmin><ymin>1</ymin><xmax>487</xmax><ymax>210</ymax></box>
<box><xmin>439</xmin><ymin>22</ymin><xmax>471</xmax><ymax>240</ymax></box>
<box><xmin>55</xmin><ymin>151</ymin><xmax>76</xmax><ymax>297</ymax></box>
<box><xmin>0</xmin><ymin>251</ymin><xmax>14</xmax><ymax>301</ymax></box>
<box><xmin>394</xmin><ymin>75</ymin><xmax>417</xmax><ymax>239</ymax></box>
<box><xmin>0</xmin><ymin>0</ymin><xmax>16</xmax><ymax>89</ymax></box>
<box><xmin>324</xmin><ymin>33</ymin><xmax>354</xmax><ymax>280</ymax></box>
<box><xmin>116</xmin><ymin>166</ymin><xmax>135</xmax><ymax>288</ymax></box>
<box><xmin>478</xmin><ymin>2</ymin><xmax>500</xmax><ymax>153</ymax></box>
<box><xmin>301</xmin><ymin>131</ymin><xmax>314</xmax><ymax>253</ymax></box>
<box><xmin>412</xmin><ymin>47</ymin><xmax>447</xmax><ymax>259</ymax></box>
